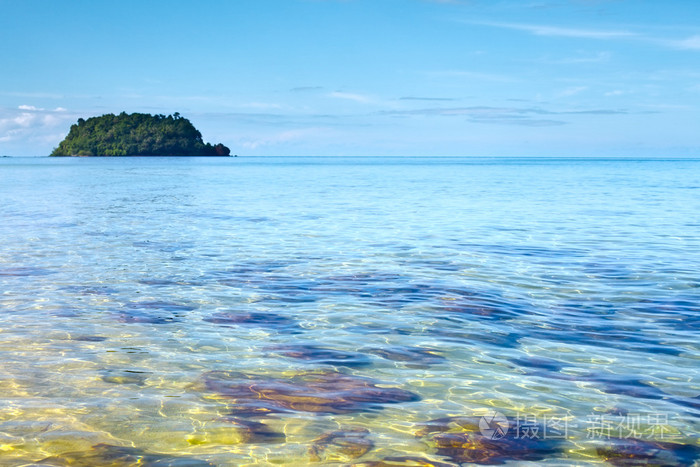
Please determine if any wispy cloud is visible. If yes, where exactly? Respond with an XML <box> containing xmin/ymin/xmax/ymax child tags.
<box><xmin>476</xmin><ymin>21</ymin><xmax>637</xmax><ymax>39</ymax></box>
<box><xmin>490</xmin><ymin>118</ymin><xmax>566</xmax><ymax>127</ymax></box>
<box><xmin>556</xmin><ymin>86</ymin><xmax>588</xmax><ymax>98</ymax></box>
<box><xmin>0</xmin><ymin>91</ymin><xmax>66</xmax><ymax>99</ymax></box>
<box><xmin>197</xmin><ymin>110</ymin><xmax>344</xmax><ymax>127</ymax></box>
<box><xmin>240</xmin><ymin>102</ymin><xmax>285</xmax><ymax>110</ymax></box>
<box><xmin>14</xmin><ymin>105</ymin><xmax>68</xmax><ymax>112</ymax></box>
<box><xmin>473</xmin><ymin>21</ymin><xmax>700</xmax><ymax>52</ymax></box>
<box><xmin>400</xmin><ymin>96</ymin><xmax>459</xmax><ymax>102</ymax></box>
<box><xmin>239</xmin><ymin>127</ymin><xmax>333</xmax><ymax>150</ymax></box>
<box><xmin>541</xmin><ymin>51</ymin><xmax>612</xmax><ymax>64</ymax></box>
<box><xmin>290</xmin><ymin>86</ymin><xmax>324</xmax><ymax>93</ymax></box>
<box><xmin>666</xmin><ymin>35</ymin><xmax>700</xmax><ymax>50</ymax></box>
<box><xmin>425</xmin><ymin>70</ymin><xmax>518</xmax><ymax>83</ymax></box>
<box><xmin>328</xmin><ymin>91</ymin><xmax>373</xmax><ymax>104</ymax></box>
<box><xmin>378</xmin><ymin>104</ymin><xmax>628</xmax><ymax>126</ymax></box>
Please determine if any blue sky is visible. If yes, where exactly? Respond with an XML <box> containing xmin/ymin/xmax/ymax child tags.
<box><xmin>1</xmin><ymin>0</ymin><xmax>699</xmax><ymax>156</ymax></box>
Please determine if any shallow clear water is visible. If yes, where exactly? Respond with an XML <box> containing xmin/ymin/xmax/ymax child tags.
<box><xmin>0</xmin><ymin>156</ymin><xmax>698</xmax><ymax>466</ymax></box>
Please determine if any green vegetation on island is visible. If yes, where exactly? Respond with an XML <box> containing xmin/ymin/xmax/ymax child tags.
<box><xmin>50</xmin><ymin>112</ymin><xmax>230</xmax><ymax>157</ymax></box>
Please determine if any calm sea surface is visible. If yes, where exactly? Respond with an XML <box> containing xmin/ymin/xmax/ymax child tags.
<box><xmin>0</xmin><ymin>156</ymin><xmax>698</xmax><ymax>466</ymax></box>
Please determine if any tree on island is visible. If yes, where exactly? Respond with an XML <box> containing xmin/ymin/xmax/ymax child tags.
<box><xmin>50</xmin><ymin>112</ymin><xmax>230</xmax><ymax>156</ymax></box>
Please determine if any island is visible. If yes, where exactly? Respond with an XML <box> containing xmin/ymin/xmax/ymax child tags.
<box><xmin>50</xmin><ymin>112</ymin><xmax>230</xmax><ymax>157</ymax></box>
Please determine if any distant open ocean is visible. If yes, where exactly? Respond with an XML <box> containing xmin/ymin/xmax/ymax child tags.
<box><xmin>0</xmin><ymin>156</ymin><xmax>698</xmax><ymax>466</ymax></box>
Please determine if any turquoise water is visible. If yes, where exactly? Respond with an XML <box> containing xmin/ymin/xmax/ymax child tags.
<box><xmin>0</xmin><ymin>156</ymin><xmax>698</xmax><ymax>466</ymax></box>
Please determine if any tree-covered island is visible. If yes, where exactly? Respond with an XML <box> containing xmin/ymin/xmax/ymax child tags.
<box><xmin>50</xmin><ymin>112</ymin><xmax>230</xmax><ymax>156</ymax></box>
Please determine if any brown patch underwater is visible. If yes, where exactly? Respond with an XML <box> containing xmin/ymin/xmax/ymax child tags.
<box><xmin>202</xmin><ymin>370</ymin><xmax>420</xmax><ymax>415</ymax></box>
<box><xmin>269</xmin><ymin>344</ymin><xmax>373</xmax><ymax>367</ymax></box>
<box><xmin>37</xmin><ymin>443</ymin><xmax>214</xmax><ymax>466</ymax></box>
<box><xmin>203</xmin><ymin>311</ymin><xmax>300</xmax><ymax>331</ymax></box>
<box><xmin>352</xmin><ymin>456</ymin><xmax>455</xmax><ymax>467</ymax></box>
<box><xmin>218</xmin><ymin>417</ymin><xmax>286</xmax><ymax>444</ymax></box>
<box><xmin>309</xmin><ymin>427</ymin><xmax>373</xmax><ymax>462</ymax></box>
<box><xmin>596</xmin><ymin>437</ymin><xmax>700</xmax><ymax>466</ymax></box>
<box><xmin>415</xmin><ymin>415</ymin><xmax>564</xmax><ymax>465</ymax></box>
<box><xmin>367</xmin><ymin>346</ymin><xmax>447</xmax><ymax>367</ymax></box>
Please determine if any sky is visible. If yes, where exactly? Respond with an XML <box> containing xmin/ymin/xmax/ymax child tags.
<box><xmin>1</xmin><ymin>0</ymin><xmax>699</xmax><ymax>157</ymax></box>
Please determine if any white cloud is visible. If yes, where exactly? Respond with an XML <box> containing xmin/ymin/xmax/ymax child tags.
<box><xmin>668</xmin><ymin>35</ymin><xmax>700</xmax><ymax>50</ymax></box>
<box><xmin>0</xmin><ymin>91</ymin><xmax>65</xmax><ymax>99</ymax></box>
<box><xmin>0</xmin><ymin>106</ymin><xmax>76</xmax><ymax>149</ymax></box>
<box><xmin>240</xmin><ymin>127</ymin><xmax>332</xmax><ymax>149</ymax></box>
<box><xmin>378</xmin><ymin>104</ymin><xmax>627</xmax><ymax>128</ymax></box>
<box><xmin>426</xmin><ymin>70</ymin><xmax>518</xmax><ymax>83</ymax></box>
<box><xmin>544</xmin><ymin>51</ymin><xmax>612</xmax><ymax>64</ymax></box>
<box><xmin>241</xmin><ymin>102</ymin><xmax>284</xmax><ymax>110</ymax></box>
<box><xmin>328</xmin><ymin>91</ymin><xmax>373</xmax><ymax>103</ymax></box>
<box><xmin>475</xmin><ymin>21</ymin><xmax>636</xmax><ymax>39</ymax></box>
<box><xmin>476</xmin><ymin>21</ymin><xmax>700</xmax><ymax>52</ymax></box>
<box><xmin>557</xmin><ymin>86</ymin><xmax>588</xmax><ymax>98</ymax></box>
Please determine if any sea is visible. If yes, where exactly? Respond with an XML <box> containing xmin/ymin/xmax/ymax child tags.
<box><xmin>0</xmin><ymin>156</ymin><xmax>698</xmax><ymax>466</ymax></box>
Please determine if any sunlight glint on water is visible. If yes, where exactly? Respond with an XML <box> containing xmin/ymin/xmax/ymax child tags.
<box><xmin>0</xmin><ymin>157</ymin><xmax>698</xmax><ymax>466</ymax></box>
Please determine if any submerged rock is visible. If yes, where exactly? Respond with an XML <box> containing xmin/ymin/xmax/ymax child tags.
<box><xmin>415</xmin><ymin>415</ymin><xmax>564</xmax><ymax>465</ymax></box>
<box><xmin>367</xmin><ymin>346</ymin><xmax>446</xmax><ymax>367</ymax></box>
<box><xmin>101</xmin><ymin>369</ymin><xmax>149</xmax><ymax>386</ymax></box>
<box><xmin>0</xmin><ymin>266</ymin><xmax>55</xmax><ymax>276</ymax></box>
<box><xmin>309</xmin><ymin>427</ymin><xmax>373</xmax><ymax>462</ymax></box>
<box><xmin>128</xmin><ymin>301</ymin><xmax>197</xmax><ymax>312</ymax></box>
<box><xmin>352</xmin><ymin>456</ymin><xmax>455</xmax><ymax>467</ymax></box>
<box><xmin>596</xmin><ymin>437</ymin><xmax>700</xmax><ymax>466</ymax></box>
<box><xmin>70</xmin><ymin>335</ymin><xmax>109</xmax><ymax>342</ymax></box>
<box><xmin>203</xmin><ymin>370</ymin><xmax>420</xmax><ymax>415</ymax></box>
<box><xmin>204</xmin><ymin>311</ymin><xmax>299</xmax><ymax>331</ymax></box>
<box><xmin>114</xmin><ymin>301</ymin><xmax>196</xmax><ymax>325</ymax></box>
<box><xmin>270</xmin><ymin>344</ymin><xmax>373</xmax><ymax>367</ymax></box>
<box><xmin>523</xmin><ymin>368</ymin><xmax>700</xmax><ymax>416</ymax></box>
<box><xmin>37</xmin><ymin>443</ymin><xmax>214</xmax><ymax>466</ymax></box>
<box><xmin>219</xmin><ymin>417</ymin><xmax>286</xmax><ymax>444</ymax></box>
<box><xmin>59</xmin><ymin>285</ymin><xmax>119</xmax><ymax>295</ymax></box>
<box><xmin>508</xmin><ymin>356</ymin><xmax>566</xmax><ymax>373</ymax></box>
<box><xmin>115</xmin><ymin>312</ymin><xmax>181</xmax><ymax>325</ymax></box>
<box><xmin>137</xmin><ymin>278</ymin><xmax>201</xmax><ymax>287</ymax></box>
